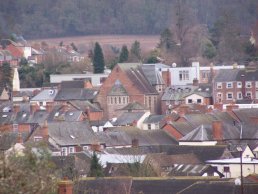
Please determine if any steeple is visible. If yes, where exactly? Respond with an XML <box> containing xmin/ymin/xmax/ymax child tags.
<box><xmin>12</xmin><ymin>67</ymin><xmax>20</xmax><ymax>92</ymax></box>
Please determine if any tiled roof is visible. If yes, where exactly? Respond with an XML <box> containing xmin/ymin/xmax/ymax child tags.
<box><xmin>162</xmin><ymin>85</ymin><xmax>197</xmax><ymax>101</ymax></box>
<box><xmin>30</xmin><ymin>89</ymin><xmax>58</xmax><ymax>101</ymax></box>
<box><xmin>141</xmin><ymin>65</ymin><xmax>165</xmax><ymax>85</ymax></box>
<box><xmin>214</xmin><ymin>69</ymin><xmax>241</xmax><ymax>82</ymax></box>
<box><xmin>168</xmin><ymin>121</ymin><xmax>195</xmax><ymax>136</ymax></box>
<box><xmin>60</xmin><ymin>80</ymin><xmax>85</xmax><ymax>88</ymax></box>
<box><xmin>143</xmin><ymin>114</ymin><xmax>165</xmax><ymax>124</ymax></box>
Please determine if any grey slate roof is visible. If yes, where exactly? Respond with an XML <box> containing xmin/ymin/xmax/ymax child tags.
<box><xmin>168</xmin><ymin>121</ymin><xmax>195</xmax><ymax>136</ymax></box>
<box><xmin>48</xmin><ymin>121</ymin><xmax>97</xmax><ymax>146</ymax></box>
<box><xmin>183</xmin><ymin>113</ymin><xmax>217</xmax><ymax>127</ymax></box>
<box><xmin>48</xmin><ymin>109</ymin><xmax>83</xmax><ymax>122</ymax></box>
<box><xmin>0</xmin><ymin>131</ymin><xmax>30</xmax><ymax>150</ymax></box>
<box><xmin>119</xmin><ymin>101</ymin><xmax>147</xmax><ymax>111</ymax></box>
<box><xmin>143</xmin><ymin>114</ymin><xmax>165</xmax><ymax>124</ymax></box>
<box><xmin>117</xmin><ymin>63</ymin><xmax>158</xmax><ymax>95</ymax></box>
<box><xmin>54</xmin><ymin>88</ymin><xmax>97</xmax><ymax>101</ymax></box>
<box><xmin>26</xmin><ymin>110</ymin><xmax>49</xmax><ymax>125</ymax></box>
<box><xmin>141</xmin><ymin>65</ymin><xmax>165</xmax><ymax>86</ymax></box>
<box><xmin>214</xmin><ymin>69</ymin><xmax>241</xmax><ymax>82</ymax></box>
<box><xmin>114</xmin><ymin>112</ymin><xmax>146</xmax><ymax>126</ymax></box>
<box><xmin>161</xmin><ymin>85</ymin><xmax>197</xmax><ymax>101</ymax></box>
<box><xmin>98</xmin><ymin>126</ymin><xmax>177</xmax><ymax>147</ymax></box>
<box><xmin>180</xmin><ymin>123</ymin><xmax>240</xmax><ymax>141</ymax></box>
<box><xmin>69</xmin><ymin>100</ymin><xmax>102</xmax><ymax>112</ymax></box>
<box><xmin>60</xmin><ymin>80</ymin><xmax>85</xmax><ymax>88</ymax></box>
<box><xmin>30</xmin><ymin>89</ymin><xmax>58</xmax><ymax>101</ymax></box>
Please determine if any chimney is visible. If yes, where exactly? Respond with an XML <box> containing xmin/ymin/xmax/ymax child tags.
<box><xmin>226</xmin><ymin>104</ymin><xmax>239</xmax><ymax>112</ymax></box>
<box><xmin>178</xmin><ymin>105</ymin><xmax>189</xmax><ymax>116</ymax></box>
<box><xmin>90</xmin><ymin>143</ymin><xmax>101</xmax><ymax>152</ymax></box>
<box><xmin>212</xmin><ymin>120</ymin><xmax>223</xmax><ymax>140</ymax></box>
<box><xmin>46</xmin><ymin>102</ymin><xmax>54</xmax><ymax>113</ymax></box>
<box><xmin>30</xmin><ymin>103</ymin><xmax>39</xmax><ymax>115</ymax></box>
<box><xmin>250</xmin><ymin>116</ymin><xmax>258</xmax><ymax>124</ymax></box>
<box><xmin>58</xmin><ymin>177</ymin><xmax>73</xmax><ymax>194</ymax></box>
<box><xmin>132</xmin><ymin>138</ymin><xmax>139</xmax><ymax>147</ymax></box>
<box><xmin>75</xmin><ymin>145</ymin><xmax>83</xmax><ymax>152</ymax></box>
<box><xmin>214</xmin><ymin>103</ymin><xmax>223</xmax><ymax>111</ymax></box>
<box><xmin>162</xmin><ymin>69</ymin><xmax>171</xmax><ymax>87</ymax></box>
<box><xmin>41</xmin><ymin>120</ymin><xmax>49</xmax><ymax>139</ymax></box>
<box><xmin>13</xmin><ymin>104</ymin><xmax>20</xmax><ymax>113</ymax></box>
<box><xmin>193</xmin><ymin>78</ymin><xmax>199</xmax><ymax>86</ymax></box>
<box><xmin>84</xmin><ymin>80</ymin><xmax>93</xmax><ymax>89</ymax></box>
<box><xmin>17</xmin><ymin>133</ymin><xmax>23</xmax><ymax>144</ymax></box>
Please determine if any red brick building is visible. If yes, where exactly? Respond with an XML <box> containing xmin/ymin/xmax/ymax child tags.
<box><xmin>97</xmin><ymin>63</ymin><xmax>159</xmax><ymax>119</ymax></box>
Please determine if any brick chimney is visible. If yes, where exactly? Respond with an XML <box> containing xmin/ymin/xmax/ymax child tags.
<box><xmin>212</xmin><ymin>120</ymin><xmax>223</xmax><ymax>140</ymax></box>
<box><xmin>132</xmin><ymin>138</ymin><xmax>139</xmax><ymax>147</ymax></box>
<box><xmin>58</xmin><ymin>177</ymin><xmax>73</xmax><ymax>194</ymax></box>
<box><xmin>193</xmin><ymin>78</ymin><xmax>199</xmax><ymax>86</ymax></box>
<box><xmin>226</xmin><ymin>104</ymin><xmax>239</xmax><ymax>112</ymax></box>
<box><xmin>90</xmin><ymin>143</ymin><xmax>101</xmax><ymax>152</ymax></box>
<box><xmin>46</xmin><ymin>102</ymin><xmax>54</xmax><ymax>113</ymax></box>
<box><xmin>75</xmin><ymin>145</ymin><xmax>83</xmax><ymax>152</ymax></box>
<box><xmin>249</xmin><ymin>116</ymin><xmax>258</xmax><ymax>124</ymax></box>
<box><xmin>30</xmin><ymin>103</ymin><xmax>39</xmax><ymax>115</ymax></box>
<box><xmin>16</xmin><ymin>133</ymin><xmax>23</xmax><ymax>144</ymax></box>
<box><xmin>41</xmin><ymin>120</ymin><xmax>49</xmax><ymax>139</ymax></box>
<box><xmin>178</xmin><ymin>105</ymin><xmax>189</xmax><ymax>116</ymax></box>
<box><xmin>213</xmin><ymin>103</ymin><xmax>223</xmax><ymax>111</ymax></box>
<box><xmin>84</xmin><ymin>80</ymin><xmax>93</xmax><ymax>89</ymax></box>
<box><xmin>162</xmin><ymin>69</ymin><xmax>171</xmax><ymax>87</ymax></box>
<box><xmin>13</xmin><ymin>104</ymin><xmax>20</xmax><ymax>113</ymax></box>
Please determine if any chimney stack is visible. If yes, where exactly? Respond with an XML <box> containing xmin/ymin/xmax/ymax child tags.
<box><xmin>162</xmin><ymin>69</ymin><xmax>171</xmax><ymax>87</ymax></box>
<box><xmin>132</xmin><ymin>138</ymin><xmax>139</xmax><ymax>147</ymax></box>
<box><xmin>84</xmin><ymin>80</ymin><xmax>93</xmax><ymax>89</ymax></box>
<box><xmin>16</xmin><ymin>133</ymin><xmax>23</xmax><ymax>144</ymax></box>
<box><xmin>226</xmin><ymin>104</ymin><xmax>239</xmax><ymax>112</ymax></box>
<box><xmin>41</xmin><ymin>120</ymin><xmax>49</xmax><ymax>139</ymax></box>
<box><xmin>46</xmin><ymin>102</ymin><xmax>54</xmax><ymax>113</ymax></box>
<box><xmin>30</xmin><ymin>103</ymin><xmax>39</xmax><ymax>115</ymax></box>
<box><xmin>58</xmin><ymin>177</ymin><xmax>73</xmax><ymax>194</ymax></box>
<box><xmin>214</xmin><ymin>103</ymin><xmax>223</xmax><ymax>111</ymax></box>
<box><xmin>193</xmin><ymin>78</ymin><xmax>199</xmax><ymax>86</ymax></box>
<box><xmin>13</xmin><ymin>104</ymin><xmax>20</xmax><ymax>113</ymax></box>
<box><xmin>212</xmin><ymin>120</ymin><xmax>223</xmax><ymax>140</ymax></box>
<box><xmin>90</xmin><ymin>143</ymin><xmax>101</xmax><ymax>152</ymax></box>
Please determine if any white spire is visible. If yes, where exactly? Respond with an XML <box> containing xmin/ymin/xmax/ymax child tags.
<box><xmin>12</xmin><ymin>67</ymin><xmax>20</xmax><ymax>92</ymax></box>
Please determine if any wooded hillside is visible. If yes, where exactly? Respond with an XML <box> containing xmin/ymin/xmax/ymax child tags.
<box><xmin>1</xmin><ymin>0</ymin><xmax>257</xmax><ymax>39</ymax></box>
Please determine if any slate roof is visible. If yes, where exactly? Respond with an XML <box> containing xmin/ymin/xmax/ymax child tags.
<box><xmin>141</xmin><ymin>64</ymin><xmax>165</xmax><ymax>85</ymax></box>
<box><xmin>118</xmin><ymin>63</ymin><xmax>158</xmax><ymax>95</ymax></box>
<box><xmin>0</xmin><ymin>131</ymin><xmax>30</xmax><ymax>150</ymax></box>
<box><xmin>167</xmin><ymin>121</ymin><xmax>195</xmax><ymax>136</ymax></box>
<box><xmin>69</xmin><ymin>100</ymin><xmax>102</xmax><ymax>112</ymax></box>
<box><xmin>26</xmin><ymin>110</ymin><xmax>49</xmax><ymax>125</ymax></box>
<box><xmin>54</xmin><ymin>88</ymin><xmax>97</xmax><ymax>101</ymax></box>
<box><xmin>98</xmin><ymin>127</ymin><xmax>178</xmax><ymax>147</ymax></box>
<box><xmin>48</xmin><ymin>109</ymin><xmax>83</xmax><ymax>122</ymax></box>
<box><xmin>161</xmin><ymin>85</ymin><xmax>197</xmax><ymax>101</ymax></box>
<box><xmin>143</xmin><ymin>114</ymin><xmax>165</xmax><ymax>124</ymax></box>
<box><xmin>180</xmin><ymin>123</ymin><xmax>240</xmax><ymax>141</ymax></box>
<box><xmin>0</xmin><ymin>112</ymin><xmax>14</xmax><ymax>125</ymax></box>
<box><xmin>114</xmin><ymin>112</ymin><xmax>146</xmax><ymax>126</ymax></box>
<box><xmin>214</xmin><ymin>69</ymin><xmax>241</xmax><ymax>82</ymax></box>
<box><xmin>183</xmin><ymin>113</ymin><xmax>217</xmax><ymax>127</ymax></box>
<box><xmin>30</xmin><ymin>89</ymin><xmax>58</xmax><ymax>101</ymax></box>
<box><xmin>48</xmin><ymin>121</ymin><xmax>97</xmax><ymax>146</ymax></box>
<box><xmin>60</xmin><ymin>80</ymin><xmax>85</xmax><ymax>88</ymax></box>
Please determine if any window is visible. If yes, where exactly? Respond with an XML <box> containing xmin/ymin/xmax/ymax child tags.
<box><xmin>246</xmin><ymin>82</ymin><xmax>252</xmax><ymax>88</ymax></box>
<box><xmin>83</xmin><ymin>146</ymin><xmax>88</xmax><ymax>150</ymax></box>
<box><xmin>34</xmin><ymin>136</ymin><xmax>42</xmax><ymax>142</ymax></box>
<box><xmin>188</xmin><ymin>99</ymin><xmax>193</xmax><ymax>104</ymax></box>
<box><xmin>237</xmin><ymin>82</ymin><xmax>242</xmax><ymax>88</ymax></box>
<box><xmin>223</xmin><ymin>166</ymin><xmax>230</xmax><ymax>173</ymax></box>
<box><xmin>217</xmin><ymin>82</ymin><xmax>222</xmax><ymax>89</ymax></box>
<box><xmin>197</xmin><ymin>99</ymin><xmax>202</xmax><ymax>103</ymax></box>
<box><xmin>148</xmin><ymin>124</ymin><xmax>151</xmax><ymax>130</ymax></box>
<box><xmin>69</xmin><ymin>147</ymin><xmax>75</xmax><ymax>154</ymax></box>
<box><xmin>227</xmin><ymin>93</ymin><xmax>233</xmax><ymax>100</ymax></box>
<box><xmin>179</xmin><ymin>70</ymin><xmax>189</xmax><ymax>81</ymax></box>
<box><xmin>226</xmin><ymin>82</ymin><xmax>233</xmax><ymax>88</ymax></box>
<box><xmin>246</xmin><ymin>92</ymin><xmax>252</xmax><ymax>99</ymax></box>
<box><xmin>61</xmin><ymin>147</ymin><xmax>67</xmax><ymax>156</ymax></box>
<box><xmin>237</xmin><ymin>92</ymin><xmax>242</xmax><ymax>100</ymax></box>
<box><xmin>217</xmin><ymin>93</ymin><xmax>222</xmax><ymax>97</ymax></box>
<box><xmin>201</xmin><ymin>71</ymin><xmax>209</xmax><ymax>79</ymax></box>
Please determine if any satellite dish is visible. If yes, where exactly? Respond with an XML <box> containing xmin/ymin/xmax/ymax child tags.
<box><xmin>234</xmin><ymin>178</ymin><xmax>241</xmax><ymax>185</ymax></box>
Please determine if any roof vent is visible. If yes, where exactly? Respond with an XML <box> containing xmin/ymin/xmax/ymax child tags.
<box><xmin>2</xmin><ymin>114</ymin><xmax>7</xmax><ymax>118</ymax></box>
<box><xmin>49</xmin><ymin>89</ymin><xmax>55</xmax><ymax>95</ymax></box>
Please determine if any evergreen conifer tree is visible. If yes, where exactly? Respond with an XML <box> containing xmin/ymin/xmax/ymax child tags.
<box><xmin>93</xmin><ymin>42</ymin><xmax>105</xmax><ymax>73</ymax></box>
<box><xmin>119</xmin><ymin>45</ymin><xmax>129</xmax><ymax>63</ymax></box>
<box><xmin>89</xmin><ymin>152</ymin><xmax>104</xmax><ymax>177</ymax></box>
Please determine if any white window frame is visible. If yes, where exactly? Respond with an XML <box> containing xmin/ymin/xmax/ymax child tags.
<box><xmin>69</xmin><ymin>146</ymin><xmax>75</xmax><ymax>154</ymax></box>
<box><xmin>246</xmin><ymin>92</ymin><xmax>252</xmax><ymax>99</ymax></box>
<box><xmin>61</xmin><ymin>147</ymin><xmax>68</xmax><ymax>156</ymax></box>
<box><xmin>237</xmin><ymin>92</ymin><xmax>242</xmax><ymax>100</ymax></box>
<box><xmin>217</xmin><ymin>82</ymin><xmax>222</xmax><ymax>89</ymax></box>
<box><xmin>237</xmin><ymin>82</ymin><xmax>242</xmax><ymax>88</ymax></box>
<box><xmin>179</xmin><ymin>70</ymin><xmax>189</xmax><ymax>81</ymax></box>
<box><xmin>226</xmin><ymin>82</ymin><xmax>233</xmax><ymax>88</ymax></box>
<box><xmin>246</xmin><ymin>81</ymin><xmax>252</xmax><ymax>88</ymax></box>
<box><xmin>227</xmin><ymin>92</ymin><xmax>233</xmax><ymax>100</ymax></box>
